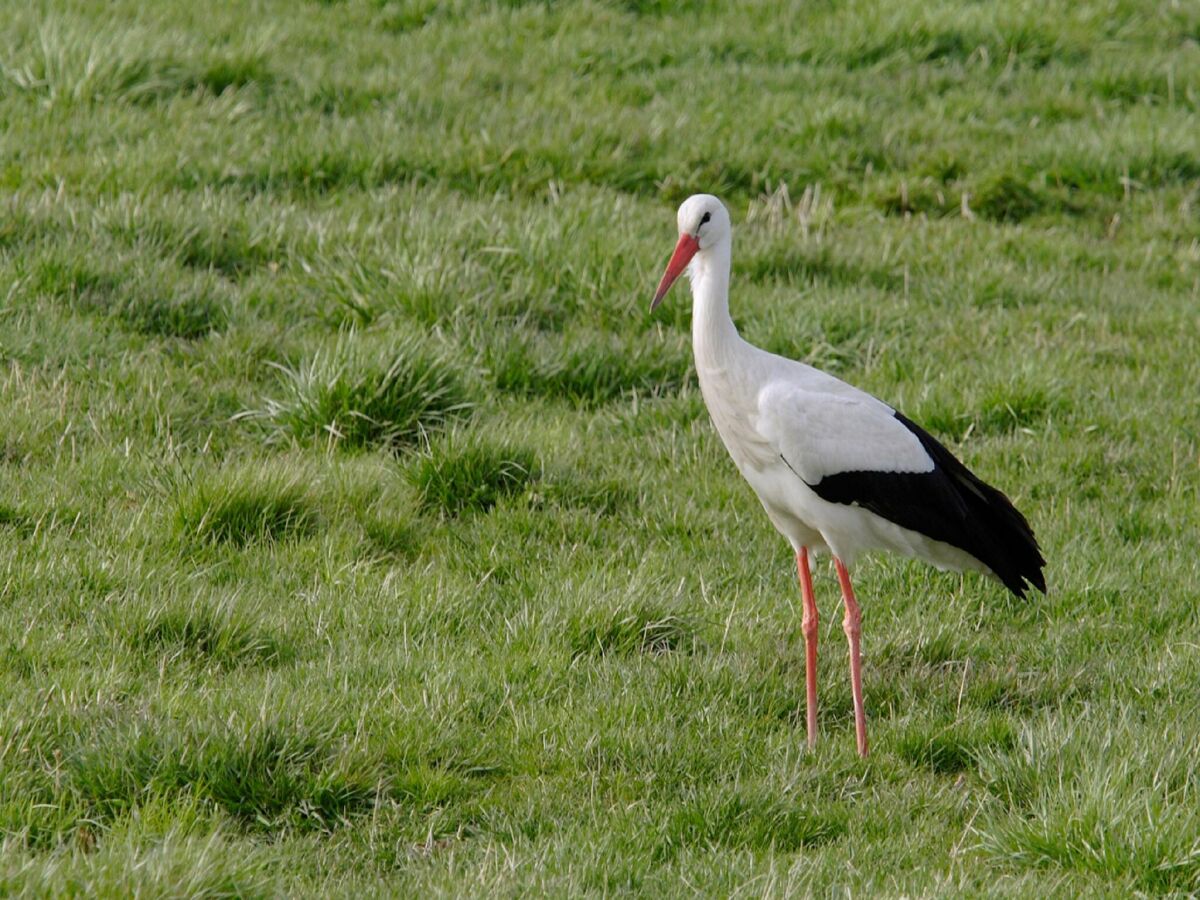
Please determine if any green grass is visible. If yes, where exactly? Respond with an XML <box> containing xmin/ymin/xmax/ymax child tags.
<box><xmin>405</xmin><ymin>432</ymin><xmax>538</xmax><ymax>515</ymax></box>
<box><xmin>172</xmin><ymin>464</ymin><xmax>319</xmax><ymax>546</ymax></box>
<box><xmin>1</xmin><ymin>0</ymin><xmax>1198</xmax><ymax>894</ymax></box>
<box><xmin>126</xmin><ymin>595</ymin><xmax>293</xmax><ymax>670</ymax></box>
<box><xmin>243</xmin><ymin>336</ymin><xmax>472</xmax><ymax>451</ymax></box>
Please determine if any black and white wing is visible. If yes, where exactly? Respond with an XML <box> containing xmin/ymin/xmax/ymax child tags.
<box><xmin>755</xmin><ymin>382</ymin><xmax>1046</xmax><ymax>597</ymax></box>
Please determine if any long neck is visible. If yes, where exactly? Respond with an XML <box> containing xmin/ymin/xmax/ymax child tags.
<box><xmin>690</xmin><ymin>238</ymin><xmax>738</xmax><ymax>361</ymax></box>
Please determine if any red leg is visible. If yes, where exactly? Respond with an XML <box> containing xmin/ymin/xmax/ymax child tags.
<box><xmin>796</xmin><ymin>548</ymin><xmax>818</xmax><ymax>749</ymax></box>
<box><xmin>834</xmin><ymin>558</ymin><xmax>869</xmax><ymax>758</ymax></box>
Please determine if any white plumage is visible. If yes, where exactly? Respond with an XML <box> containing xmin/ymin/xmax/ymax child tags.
<box><xmin>652</xmin><ymin>194</ymin><xmax>1045</xmax><ymax>756</ymax></box>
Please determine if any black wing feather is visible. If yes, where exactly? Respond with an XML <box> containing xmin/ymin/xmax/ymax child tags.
<box><xmin>804</xmin><ymin>412</ymin><xmax>1046</xmax><ymax>598</ymax></box>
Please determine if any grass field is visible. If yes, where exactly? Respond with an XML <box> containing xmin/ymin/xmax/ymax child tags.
<box><xmin>2</xmin><ymin>0</ymin><xmax>1199</xmax><ymax>895</ymax></box>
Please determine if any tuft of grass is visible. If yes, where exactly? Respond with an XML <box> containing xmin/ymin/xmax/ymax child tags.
<box><xmin>29</xmin><ymin>254</ymin><xmax>122</xmax><ymax>306</ymax></box>
<box><xmin>0</xmin><ymin>503</ymin><xmax>35</xmax><ymax>535</ymax></box>
<box><xmin>187</xmin><ymin>52</ymin><xmax>274</xmax><ymax>97</ymax></box>
<box><xmin>357</xmin><ymin>512</ymin><xmax>423</xmax><ymax>559</ymax></box>
<box><xmin>0</xmin><ymin>22</ymin><xmax>275</xmax><ymax>107</ymax></box>
<box><xmin>116</xmin><ymin>281</ymin><xmax>228</xmax><ymax>340</ymax></box>
<box><xmin>245</xmin><ymin>338</ymin><xmax>472</xmax><ymax>452</ymax></box>
<box><xmin>567</xmin><ymin>598</ymin><xmax>698</xmax><ymax>658</ymax></box>
<box><xmin>308</xmin><ymin>254</ymin><xmax>464</xmax><ymax>329</ymax></box>
<box><xmin>404</xmin><ymin>435</ymin><xmax>537</xmax><ymax>516</ymax></box>
<box><xmin>971</xmin><ymin>173</ymin><xmax>1073</xmax><ymax>223</ymax></box>
<box><xmin>895</xmin><ymin>716</ymin><xmax>1017</xmax><ymax>774</ymax></box>
<box><xmin>126</xmin><ymin>598</ymin><xmax>291</xmax><ymax>669</ymax></box>
<box><xmin>0</xmin><ymin>22</ymin><xmax>181</xmax><ymax>106</ymax></box>
<box><xmin>67</xmin><ymin>723</ymin><xmax>377</xmax><ymax>834</ymax></box>
<box><xmin>172</xmin><ymin>466</ymin><xmax>317</xmax><ymax>547</ymax></box>
<box><xmin>171</xmin><ymin>224</ymin><xmax>275</xmax><ymax>278</ymax></box>
<box><xmin>186</xmin><ymin>729</ymin><xmax>377</xmax><ymax>832</ymax></box>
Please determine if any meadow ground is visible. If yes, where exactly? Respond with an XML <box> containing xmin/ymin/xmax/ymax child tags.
<box><xmin>1</xmin><ymin>0</ymin><xmax>1199</xmax><ymax>895</ymax></box>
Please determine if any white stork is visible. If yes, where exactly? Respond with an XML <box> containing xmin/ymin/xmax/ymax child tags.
<box><xmin>651</xmin><ymin>194</ymin><xmax>1045</xmax><ymax>757</ymax></box>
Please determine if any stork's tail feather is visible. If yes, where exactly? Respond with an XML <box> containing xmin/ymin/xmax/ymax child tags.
<box><xmin>947</xmin><ymin>465</ymin><xmax>1046</xmax><ymax>598</ymax></box>
<box><xmin>897</xmin><ymin>414</ymin><xmax>1046</xmax><ymax>598</ymax></box>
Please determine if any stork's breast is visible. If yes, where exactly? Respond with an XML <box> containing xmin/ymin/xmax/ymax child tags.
<box><xmin>697</xmin><ymin>364</ymin><xmax>777</xmax><ymax>470</ymax></box>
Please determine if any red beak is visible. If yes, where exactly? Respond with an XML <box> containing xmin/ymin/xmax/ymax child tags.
<box><xmin>651</xmin><ymin>233</ymin><xmax>700</xmax><ymax>311</ymax></box>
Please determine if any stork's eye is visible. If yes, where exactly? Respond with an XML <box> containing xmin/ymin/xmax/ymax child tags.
<box><xmin>699</xmin><ymin>212</ymin><xmax>712</xmax><ymax>226</ymax></box>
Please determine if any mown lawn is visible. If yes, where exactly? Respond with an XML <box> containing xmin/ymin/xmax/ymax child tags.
<box><xmin>1</xmin><ymin>0</ymin><xmax>1198</xmax><ymax>895</ymax></box>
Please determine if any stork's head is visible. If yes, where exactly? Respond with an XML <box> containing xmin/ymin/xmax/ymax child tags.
<box><xmin>651</xmin><ymin>194</ymin><xmax>730</xmax><ymax>311</ymax></box>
